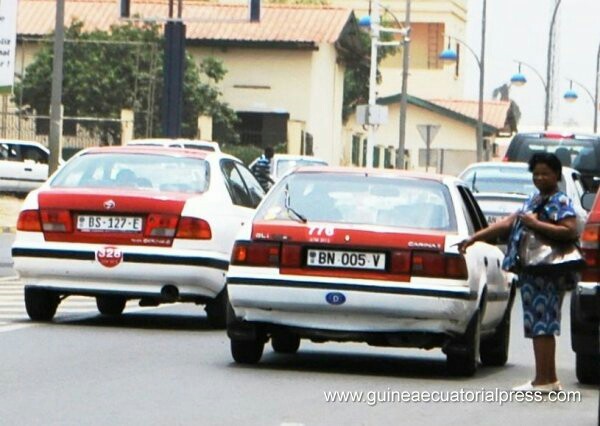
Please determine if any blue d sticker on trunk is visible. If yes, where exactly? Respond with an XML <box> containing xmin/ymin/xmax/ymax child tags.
<box><xmin>326</xmin><ymin>292</ymin><xmax>346</xmax><ymax>305</ymax></box>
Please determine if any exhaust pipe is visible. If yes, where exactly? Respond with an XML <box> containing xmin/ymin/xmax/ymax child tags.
<box><xmin>161</xmin><ymin>285</ymin><xmax>179</xmax><ymax>302</ymax></box>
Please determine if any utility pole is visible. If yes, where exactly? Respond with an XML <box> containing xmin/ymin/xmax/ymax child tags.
<box><xmin>48</xmin><ymin>0</ymin><xmax>65</xmax><ymax>174</ymax></box>
<box><xmin>365</xmin><ymin>1</ymin><xmax>380</xmax><ymax>168</ymax></box>
<box><xmin>396</xmin><ymin>0</ymin><xmax>411</xmax><ymax>169</ymax></box>
<box><xmin>162</xmin><ymin>0</ymin><xmax>186</xmax><ymax>138</ymax></box>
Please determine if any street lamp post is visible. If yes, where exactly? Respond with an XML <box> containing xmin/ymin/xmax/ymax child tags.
<box><xmin>512</xmin><ymin>1</ymin><xmax>561</xmax><ymax>130</ymax></box>
<box><xmin>439</xmin><ymin>23</ymin><xmax>486</xmax><ymax>162</ymax></box>
<box><xmin>544</xmin><ymin>0</ymin><xmax>562</xmax><ymax>130</ymax></box>
<box><xmin>439</xmin><ymin>0</ymin><xmax>486</xmax><ymax>162</ymax></box>
<box><xmin>563</xmin><ymin>78</ymin><xmax>598</xmax><ymax>133</ymax></box>
<box><xmin>396</xmin><ymin>1</ymin><xmax>411</xmax><ymax>169</ymax></box>
<box><xmin>594</xmin><ymin>41</ymin><xmax>600</xmax><ymax>133</ymax></box>
<box><xmin>359</xmin><ymin>3</ymin><xmax>406</xmax><ymax>168</ymax></box>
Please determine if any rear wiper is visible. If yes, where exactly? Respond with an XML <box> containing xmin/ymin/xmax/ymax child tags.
<box><xmin>284</xmin><ymin>184</ymin><xmax>307</xmax><ymax>223</ymax></box>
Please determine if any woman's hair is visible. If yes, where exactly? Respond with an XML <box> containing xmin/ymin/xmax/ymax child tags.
<box><xmin>528</xmin><ymin>152</ymin><xmax>562</xmax><ymax>181</ymax></box>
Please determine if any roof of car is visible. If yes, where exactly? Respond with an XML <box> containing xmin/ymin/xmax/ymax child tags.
<box><xmin>81</xmin><ymin>145</ymin><xmax>212</xmax><ymax>159</ymax></box>
<box><xmin>292</xmin><ymin>166</ymin><xmax>451</xmax><ymax>182</ymax></box>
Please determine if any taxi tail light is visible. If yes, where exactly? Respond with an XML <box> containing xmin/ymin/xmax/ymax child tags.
<box><xmin>580</xmin><ymin>224</ymin><xmax>600</xmax><ymax>281</ymax></box>
<box><xmin>390</xmin><ymin>250</ymin><xmax>411</xmax><ymax>274</ymax></box>
<box><xmin>40</xmin><ymin>209</ymin><xmax>73</xmax><ymax>233</ymax></box>
<box><xmin>17</xmin><ymin>210</ymin><xmax>42</xmax><ymax>232</ymax></box>
<box><xmin>411</xmin><ymin>251</ymin><xmax>468</xmax><ymax>279</ymax></box>
<box><xmin>145</xmin><ymin>214</ymin><xmax>179</xmax><ymax>237</ymax></box>
<box><xmin>176</xmin><ymin>217</ymin><xmax>211</xmax><ymax>239</ymax></box>
<box><xmin>281</xmin><ymin>244</ymin><xmax>302</xmax><ymax>268</ymax></box>
<box><xmin>231</xmin><ymin>241</ymin><xmax>280</xmax><ymax>267</ymax></box>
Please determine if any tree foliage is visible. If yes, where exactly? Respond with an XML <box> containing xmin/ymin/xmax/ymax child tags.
<box><xmin>13</xmin><ymin>21</ymin><xmax>239</xmax><ymax>145</ymax></box>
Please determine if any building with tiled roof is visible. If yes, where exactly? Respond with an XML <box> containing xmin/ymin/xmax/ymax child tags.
<box><xmin>11</xmin><ymin>0</ymin><xmax>363</xmax><ymax>164</ymax></box>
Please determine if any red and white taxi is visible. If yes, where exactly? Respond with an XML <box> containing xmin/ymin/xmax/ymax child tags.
<box><xmin>12</xmin><ymin>146</ymin><xmax>264</xmax><ymax>326</ymax></box>
<box><xmin>227</xmin><ymin>168</ymin><xmax>513</xmax><ymax>376</ymax></box>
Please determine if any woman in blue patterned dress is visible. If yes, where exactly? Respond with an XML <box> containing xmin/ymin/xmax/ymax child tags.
<box><xmin>457</xmin><ymin>153</ymin><xmax>579</xmax><ymax>392</ymax></box>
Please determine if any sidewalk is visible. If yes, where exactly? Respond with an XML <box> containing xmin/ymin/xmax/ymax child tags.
<box><xmin>0</xmin><ymin>195</ymin><xmax>23</xmax><ymax>233</ymax></box>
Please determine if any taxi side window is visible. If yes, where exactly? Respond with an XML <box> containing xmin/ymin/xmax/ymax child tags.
<box><xmin>220</xmin><ymin>159</ymin><xmax>253</xmax><ymax>207</ymax></box>
<box><xmin>457</xmin><ymin>185</ymin><xmax>486</xmax><ymax>234</ymax></box>
<box><xmin>234</xmin><ymin>162</ymin><xmax>265</xmax><ymax>208</ymax></box>
<box><xmin>1</xmin><ymin>143</ymin><xmax>19</xmax><ymax>161</ymax></box>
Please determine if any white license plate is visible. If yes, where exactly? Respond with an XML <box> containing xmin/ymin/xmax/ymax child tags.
<box><xmin>307</xmin><ymin>249</ymin><xmax>386</xmax><ymax>270</ymax></box>
<box><xmin>77</xmin><ymin>215</ymin><xmax>143</xmax><ymax>232</ymax></box>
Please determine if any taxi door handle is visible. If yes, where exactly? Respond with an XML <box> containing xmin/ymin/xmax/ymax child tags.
<box><xmin>24</xmin><ymin>167</ymin><xmax>32</xmax><ymax>172</ymax></box>
<box><xmin>484</xmin><ymin>257</ymin><xmax>488</xmax><ymax>268</ymax></box>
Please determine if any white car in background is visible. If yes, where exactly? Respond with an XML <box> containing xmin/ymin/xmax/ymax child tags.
<box><xmin>127</xmin><ymin>138</ymin><xmax>221</xmax><ymax>152</ymax></box>
<box><xmin>249</xmin><ymin>154</ymin><xmax>328</xmax><ymax>183</ymax></box>
<box><xmin>0</xmin><ymin>139</ymin><xmax>58</xmax><ymax>195</ymax></box>
<box><xmin>12</xmin><ymin>146</ymin><xmax>264</xmax><ymax>327</ymax></box>
<box><xmin>458</xmin><ymin>162</ymin><xmax>590</xmax><ymax>232</ymax></box>
<box><xmin>227</xmin><ymin>167</ymin><xmax>512</xmax><ymax>376</ymax></box>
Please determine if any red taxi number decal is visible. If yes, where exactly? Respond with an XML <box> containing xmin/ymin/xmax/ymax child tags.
<box><xmin>96</xmin><ymin>246</ymin><xmax>123</xmax><ymax>268</ymax></box>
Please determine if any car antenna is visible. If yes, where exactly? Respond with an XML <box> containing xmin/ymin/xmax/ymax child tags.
<box><xmin>471</xmin><ymin>172</ymin><xmax>478</xmax><ymax>193</ymax></box>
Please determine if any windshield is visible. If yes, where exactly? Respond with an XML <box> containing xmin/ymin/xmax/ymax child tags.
<box><xmin>275</xmin><ymin>159</ymin><xmax>328</xmax><ymax>178</ymax></box>
<box><xmin>461</xmin><ymin>166</ymin><xmax>566</xmax><ymax>195</ymax></box>
<box><xmin>514</xmin><ymin>137</ymin><xmax>599</xmax><ymax>170</ymax></box>
<box><xmin>256</xmin><ymin>173</ymin><xmax>456</xmax><ymax>231</ymax></box>
<box><xmin>51</xmin><ymin>153</ymin><xmax>210</xmax><ymax>193</ymax></box>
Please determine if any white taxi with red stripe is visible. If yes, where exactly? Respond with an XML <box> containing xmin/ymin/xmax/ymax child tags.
<box><xmin>226</xmin><ymin>168</ymin><xmax>513</xmax><ymax>376</ymax></box>
<box><xmin>12</xmin><ymin>146</ymin><xmax>265</xmax><ymax>327</ymax></box>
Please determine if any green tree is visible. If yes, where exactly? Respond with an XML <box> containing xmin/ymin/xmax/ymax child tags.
<box><xmin>13</xmin><ymin>21</ymin><xmax>239</xmax><ymax>145</ymax></box>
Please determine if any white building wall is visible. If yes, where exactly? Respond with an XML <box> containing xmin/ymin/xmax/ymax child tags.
<box><xmin>307</xmin><ymin>43</ymin><xmax>345</xmax><ymax>165</ymax></box>
<box><xmin>189</xmin><ymin>46</ymin><xmax>313</xmax><ymax>120</ymax></box>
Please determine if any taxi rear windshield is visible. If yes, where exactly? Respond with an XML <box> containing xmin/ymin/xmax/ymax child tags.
<box><xmin>257</xmin><ymin>173</ymin><xmax>457</xmax><ymax>231</ymax></box>
<box><xmin>514</xmin><ymin>138</ymin><xmax>598</xmax><ymax>170</ymax></box>
<box><xmin>51</xmin><ymin>153</ymin><xmax>210</xmax><ymax>193</ymax></box>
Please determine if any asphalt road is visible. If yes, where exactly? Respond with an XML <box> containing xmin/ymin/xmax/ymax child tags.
<box><xmin>0</xmin><ymin>235</ymin><xmax>597</xmax><ymax>426</ymax></box>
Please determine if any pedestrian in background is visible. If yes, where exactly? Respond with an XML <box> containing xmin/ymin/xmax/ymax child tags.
<box><xmin>251</xmin><ymin>146</ymin><xmax>274</xmax><ymax>192</ymax></box>
<box><xmin>457</xmin><ymin>153</ymin><xmax>578</xmax><ymax>392</ymax></box>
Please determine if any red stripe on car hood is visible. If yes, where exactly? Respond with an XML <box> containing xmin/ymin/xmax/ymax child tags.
<box><xmin>252</xmin><ymin>221</ymin><xmax>446</xmax><ymax>250</ymax></box>
<box><xmin>38</xmin><ymin>188</ymin><xmax>192</xmax><ymax>214</ymax></box>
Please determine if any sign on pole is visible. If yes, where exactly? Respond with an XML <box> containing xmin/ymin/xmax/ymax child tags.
<box><xmin>0</xmin><ymin>0</ymin><xmax>18</xmax><ymax>94</ymax></box>
<box><xmin>417</xmin><ymin>124</ymin><xmax>441</xmax><ymax>172</ymax></box>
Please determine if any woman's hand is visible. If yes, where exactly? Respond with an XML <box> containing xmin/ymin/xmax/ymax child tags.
<box><xmin>456</xmin><ymin>238</ymin><xmax>475</xmax><ymax>255</ymax></box>
<box><xmin>519</xmin><ymin>212</ymin><xmax>540</xmax><ymax>229</ymax></box>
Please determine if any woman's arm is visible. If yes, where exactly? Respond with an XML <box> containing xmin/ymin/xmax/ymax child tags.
<box><xmin>519</xmin><ymin>213</ymin><xmax>578</xmax><ymax>241</ymax></box>
<box><xmin>457</xmin><ymin>213</ymin><xmax>516</xmax><ymax>254</ymax></box>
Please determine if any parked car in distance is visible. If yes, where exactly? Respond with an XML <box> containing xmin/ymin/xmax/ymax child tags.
<box><xmin>0</xmin><ymin>139</ymin><xmax>59</xmax><ymax>195</ymax></box>
<box><xmin>249</xmin><ymin>154</ymin><xmax>328</xmax><ymax>183</ymax></box>
<box><xmin>12</xmin><ymin>146</ymin><xmax>264</xmax><ymax>327</ymax></box>
<box><xmin>127</xmin><ymin>138</ymin><xmax>221</xmax><ymax>152</ymax></box>
<box><xmin>573</xmin><ymin>191</ymin><xmax>600</xmax><ymax>384</ymax></box>
<box><xmin>458</xmin><ymin>162</ymin><xmax>590</xmax><ymax>233</ymax></box>
<box><xmin>503</xmin><ymin>131</ymin><xmax>600</xmax><ymax>191</ymax></box>
<box><xmin>227</xmin><ymin>167</ymin><xmax>513</xmax><ymax>376</ymax></box>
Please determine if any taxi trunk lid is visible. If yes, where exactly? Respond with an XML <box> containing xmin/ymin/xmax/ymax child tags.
<box><xmin>37</xmin><ymin>188</ymin><xmax>193</xmax><ymax>246</ymax></box>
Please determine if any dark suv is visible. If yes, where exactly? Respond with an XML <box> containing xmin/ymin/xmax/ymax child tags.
<box><xmin>504</xmin><ymin>132</ymin><xmax>600</xmax><ymax>191</ymax></box>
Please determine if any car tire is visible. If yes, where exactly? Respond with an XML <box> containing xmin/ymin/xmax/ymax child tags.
<box><xmin>24</xmin><ymin>287</ymin><xmax>60</xmax><ymax>321</ymax></box>
<box><xmin>480</xmin><ymin>289</ymin><xmax>514</xmax><ymax>367</ymax></box>
<box><xmin>271</xmin><ymin>332</ymin><xmax>301</xmax><ymax>354</ymax></box>
<box><xmin>96</xmin><ymin>295</ymin><xmax>126</xmax><ymax>316</ymax></box>
<box><xmin>447</xmin><ymin>310</ymin><xmax>480</xmax><ymax>377</ymax></box>
<box><xmin>231</xmin><ymin>338</ymin><xmax>264</xmax><ymax>364</ymax></box>
<box><xmin>576</xmin><ymin>353</ymin><xmax>600</xmax><ymax>385</ymax></box>
<box><xmin>205</xmin><ymin>288</ymin><xmax>227</xmax><ymax>329</ymax></box>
